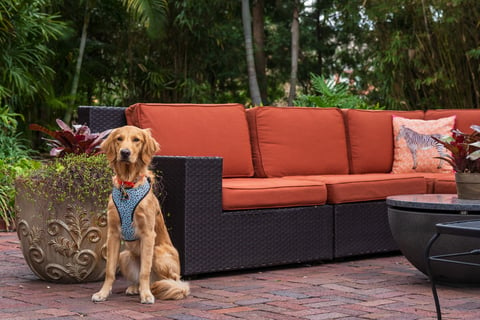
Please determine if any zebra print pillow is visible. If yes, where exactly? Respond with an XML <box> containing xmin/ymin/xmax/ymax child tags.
<box><xmin>392</xmin><ymin>116</ymin><xmax>456</xmax><ymax>173</ymax></box>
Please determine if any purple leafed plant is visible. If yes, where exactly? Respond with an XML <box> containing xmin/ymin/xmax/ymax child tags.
<box><xmin>432</xmin><ymin>125</ymin><xmax>480</xmax><ymax>173</ymax></box>
<box><xmin>30</xmin><ymin>119</ymin><xmax>112</xmax><ymax>157</ymax></box>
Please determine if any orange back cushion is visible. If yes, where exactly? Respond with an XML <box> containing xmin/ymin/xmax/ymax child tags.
<box><xmin>345</xmin><ymin>109</ymin><xmax>425</xmax><ymax>173</ymax></box>
<box><xmin>125</xmin><ymin>103</ymin><xmax>254</xmax><ymax>178</ymax></box>
<box><xmin>425</xmin><ymin>109</ymin><xmax>480</xmax><ymax>133</ymax></box>
<box><xmin>247</xmin><ymin>107</ymin><xmax>349</xmax><ymax>177</ymax></box>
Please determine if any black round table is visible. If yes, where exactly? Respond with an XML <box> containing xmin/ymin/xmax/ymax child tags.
<box><xmin>387</xmin><ymin>194</ymin><xmax>480</xmax><ymax>283</ymax></box>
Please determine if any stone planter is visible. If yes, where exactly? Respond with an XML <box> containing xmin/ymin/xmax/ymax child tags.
<box><xmin>15</xmin><ymin>180</ymin><xmax>107</xmax><ymax>283</ymax></box>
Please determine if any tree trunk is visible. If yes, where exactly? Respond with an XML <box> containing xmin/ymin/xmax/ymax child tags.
<box><xmin>241</xmin><ymin>0</ymin><xmax>262</xmax><ymax>106</ymax></box>
<box><xmin>288</xmin><ymin>2</ymin><xmax>300</xmax><ymax>106</ymax></box>
<box><xmin>252</xmin><ymin>0</ymin><xmax>267</xmax><ymax>104</ymax></box>
<box><xmin>64</xmin><ymin>1</ymin><xmax>91</xmax><ymax>124</ymax></box>
<box><xmin>314</xmin><ymin>1</ymin><xmax>323</xmax><ymax>76</ymax></box>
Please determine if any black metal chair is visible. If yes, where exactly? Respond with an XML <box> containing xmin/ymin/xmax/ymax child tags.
<box><xmin>424</xmin><ymin>219</ymin><xmax>480</xmax><ymax>320</ymax></box>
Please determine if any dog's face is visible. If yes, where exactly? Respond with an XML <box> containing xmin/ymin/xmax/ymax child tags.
<box><xmin>101</xmin><ymin>126</ymin><xmax>160</xmax><ymax>166</ymax></box>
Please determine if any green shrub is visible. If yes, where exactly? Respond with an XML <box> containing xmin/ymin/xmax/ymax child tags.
<box><xmin>0</xmin><ymin>106</ymin><xmax>23</xmax><ymax>133</ymax></box>
<box><xmin>0</xmin><ymin>158</ymin><xmax>40</xmax><ymax>228</ymax></box>
<box><xmin>0</xmin><ymin>133</ymin><xmax>31</xmax><ymax>159</ymax></box>
<box><xmin>294</xmin><ymin>73</ymin><xmax>384</xmax><ymax>110</ymax></box>
<box><xmin>0</xmin><ymin>106</ymin><xmax>39</xmax><ymax>229</ymax></box>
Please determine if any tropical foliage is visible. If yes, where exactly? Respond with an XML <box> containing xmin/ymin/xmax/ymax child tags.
<box><xmin>2</xmin><ymin>0</ymin><xmax>480</xmax><ymax>138</ymax></box>
<box><xmin>30</xmin><ymin>119</ymin><xmax>112</xmax><ymax>157</ymax></box>
<box><xmin>433</xmin><ymin>126</ymin><xmax>480</xmax><ymax>173</ymax></box>
<box><xmin>357</xmin><ymin>0</ymin><xmax>480</xmax><ymax>109</ymax></box>
<box><xmin>294</xmin><ymin>74</ymin><xmax>383</xmax><ymax>109</ymax></box>
<box><xmin>0</xmin><ymin>0</ymin><xmax>67</xmax><ymax>126</ymax></box>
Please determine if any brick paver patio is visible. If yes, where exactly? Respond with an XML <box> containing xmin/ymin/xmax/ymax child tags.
<box><xmin>1</xmin><ymin>232</ymin><xmax>479</xmax><ymax>319</ymax></box>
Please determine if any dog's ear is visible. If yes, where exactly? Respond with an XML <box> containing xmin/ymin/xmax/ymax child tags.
<box><xmin>101</xmin><ymin>129</ymin><xmax>117</xmax><ymax>163</ymax></box>
<box><xmin>141</xmin><ymin>128</ymin><xmax>160</xmax><ymax>164</ymax></box>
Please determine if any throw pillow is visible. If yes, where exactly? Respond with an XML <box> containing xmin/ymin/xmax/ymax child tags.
<box><xmin>392</xmin><ymin>116</ymin><xmax>456</xmax><ymax>173</ymax></box>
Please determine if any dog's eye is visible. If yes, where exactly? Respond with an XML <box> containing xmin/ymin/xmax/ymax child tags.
<box><xmin>117</xmin><ymin>137</ymin><xmax>123</xmax><ymax>142</ymax></box>
<box><xmin>133</xmin><ymin>137</ymin><xmax>140</xmax><ymax>142</ymax></box>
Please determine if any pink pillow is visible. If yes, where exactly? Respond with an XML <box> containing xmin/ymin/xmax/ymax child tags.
<box><xmin>391</xmin><ymin>116</ymin><xmax>455</xmax><ymax>173</ymax></box>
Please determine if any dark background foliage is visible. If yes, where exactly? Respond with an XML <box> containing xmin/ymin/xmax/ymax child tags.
<box><xmin>1</xmin><ymin>0</ymin><xmax>480</xmax><ymax>138</ymax></box>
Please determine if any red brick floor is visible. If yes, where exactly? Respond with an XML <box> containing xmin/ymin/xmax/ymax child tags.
<box><xmin>1</xmin><ymin>232</ymin><xmax>479</xmax><ymax>320</ymax></box>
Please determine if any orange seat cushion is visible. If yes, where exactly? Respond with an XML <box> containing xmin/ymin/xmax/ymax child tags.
<box><xmin>344</xmin><ymin>109</ymin><xmax>424</xmax><ymax>174</ymax></box>
<box><xmin>247</xmin><ymin>107</ymin><xmax>349</xmax><ymax>177</ymax></box>
<box><xmin>425</xmin><ymin>109</ymin><xmax>480</xmax><ymax>133</ymax></box>
<box><xmin>422</xmin><ymin>173</ymin><xmax>456</xmax><ymax>194</ymax></box>
<box><xmin>125</xmin><ymin>103</ymin><xmax>254</xmax><ymax>178</ymax></box>
<box><xmin>222</xmin><ymin>177</ymin><xmax>327</xmax><ymax>210</ymax></box>
<box><xmin>283</xmin><ymin>174</ymin><xmax>427</xmax><ymax>204</ymax></box>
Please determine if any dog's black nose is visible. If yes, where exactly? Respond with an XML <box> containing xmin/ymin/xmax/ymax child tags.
<box><xmin>120</xmin><ymin>149</ymin><xmax>131</xmax><ymax>159</ymax></box>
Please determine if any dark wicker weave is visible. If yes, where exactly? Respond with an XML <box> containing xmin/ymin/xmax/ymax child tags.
<box><xmin>78</xmin><ymin>105</ymin><xmax>127</xmax><ymax>132</ymax></box>
<box><xmin>334</xmin><ymin>201</ymin><xmax>397</xmax><ymax>258</ymax></box>
<box><xmin>78</xmin><ymin>106</ymin><xmax>397</xmax><ymax>276</ymax></box>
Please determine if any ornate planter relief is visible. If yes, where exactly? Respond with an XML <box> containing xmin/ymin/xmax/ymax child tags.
<box><xmin>16</xmin><ymin>181</ymin><xmax>108</xmax><ymax>283</ymax></box>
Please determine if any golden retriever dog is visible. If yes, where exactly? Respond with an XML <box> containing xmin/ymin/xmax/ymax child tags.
<box><xmin>92</xmin><ymin>125</ymin><xmax>189</xmax><ymax>304</ymax></box>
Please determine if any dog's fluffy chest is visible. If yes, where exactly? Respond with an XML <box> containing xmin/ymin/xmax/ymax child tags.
<box><xmin>112</xmin><ymin>178</ymin><xmax>151</xmax><ymax>241</ymax></box>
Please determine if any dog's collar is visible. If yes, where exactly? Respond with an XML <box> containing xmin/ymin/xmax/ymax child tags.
<box><xmin>116</xmin><ymin>176</ymin><xmax>148</xmax><ymax>200</ymax></box>
<box><xmin>117</xmin><ymin>176</ymin><xmax>145</xmax><ymax>189</ymax></box>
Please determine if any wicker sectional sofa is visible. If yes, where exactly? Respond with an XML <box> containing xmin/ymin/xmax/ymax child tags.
<box><xmin>78</xmin><ymin>104</ymin><xmax>480</xmax><ymax>276</ymax></box>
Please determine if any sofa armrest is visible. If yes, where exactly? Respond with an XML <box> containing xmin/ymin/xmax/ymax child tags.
<box><xmin>78</xmin><ymin>106</ymin><xmax>127</xmax><ymax>132</ymax></box>
<box><xmin>151</xmin><ymin>155</ymin><xmax>223</xmax><ymax>274</ymax></box>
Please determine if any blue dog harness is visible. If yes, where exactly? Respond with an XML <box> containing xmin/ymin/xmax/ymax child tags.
<box><xmin>112</xmin><ymin>177</ymin><xmax>151</xmax><ymax>241</ymax></box>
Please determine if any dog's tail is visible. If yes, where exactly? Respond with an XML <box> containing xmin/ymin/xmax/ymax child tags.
<box><xmin>151</xmin><ymin>279</ymin><xmax>190</xmax><ymax>300</ymax></box>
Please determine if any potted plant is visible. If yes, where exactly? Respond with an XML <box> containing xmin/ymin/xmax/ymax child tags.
<box><xmin>433</xmin><ymin>125</ymin><xmax>480</xmax><ymax>199</ymax></box>
<box><xmin>15</xmin><ymin>120</ymin><xmax>112</xmax><ymax>283</ymax></box>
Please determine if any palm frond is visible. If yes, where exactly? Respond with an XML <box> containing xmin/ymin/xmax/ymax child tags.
<box><xmin>123</xmin><ymin>0</ymin><xmax>168</xmax><ymax>38</ymax></box>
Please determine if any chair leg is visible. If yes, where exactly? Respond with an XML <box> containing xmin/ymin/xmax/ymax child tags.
<box><xmin>425</xmin><ymin>233</ymin><xmax>442</xmax><ymax>320</ymax></box>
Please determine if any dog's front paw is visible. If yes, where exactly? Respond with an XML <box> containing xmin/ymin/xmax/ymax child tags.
<box><xmin>140</xmin><ymin>292</ymin><xmax>155</xmax><ymax>304</ymax></box>
<box><xmin>92</xmin><ymin>290</ymin><xmax>110</xmax><ymax>302</ymax></box>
